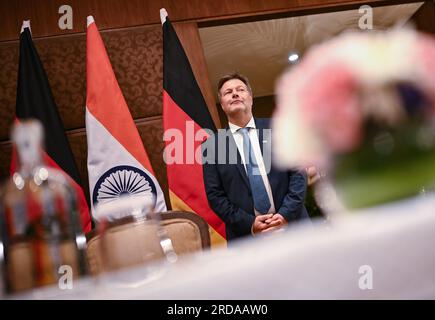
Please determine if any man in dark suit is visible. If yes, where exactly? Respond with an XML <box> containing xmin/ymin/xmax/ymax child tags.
<box><xmin>203</xmin><ymin>73</ymin><xmax>310</xmax><ymax>242</ymax></box>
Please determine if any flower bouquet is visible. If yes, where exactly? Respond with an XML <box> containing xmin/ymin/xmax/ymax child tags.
<box><xmin>273</xmin><ymin>29</ymin><xmax>435</xmax><ymax>210</ymax></box>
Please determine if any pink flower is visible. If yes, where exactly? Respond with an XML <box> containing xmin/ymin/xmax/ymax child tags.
<box><xmin>273</xmin><ymin>29</ymin><xmax>435</xmax><ymax>169</ymax></box>
<box><xmin>300</xmin><ymin>62</ymin><xmax>362</xmax><ymax>153</ymax></box>
<box><xmin>415</xmin><ymin>34</ymin><xmax>435</xmax><ymax>112</ymax></box>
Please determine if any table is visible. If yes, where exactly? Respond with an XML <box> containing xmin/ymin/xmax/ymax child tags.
<box><xmin>8</xmin><ymin>193</ymin><xmax>435</xmax><ymax>299</ymax></box>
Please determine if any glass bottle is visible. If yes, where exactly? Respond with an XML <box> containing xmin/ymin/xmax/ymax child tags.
<box><xmin>0</xmin><ymin>120</ymin><xmax>88</xmax><ymax>295</ymax></box>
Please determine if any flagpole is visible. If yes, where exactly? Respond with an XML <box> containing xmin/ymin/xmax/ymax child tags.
<box><xmin>20</xmin><ymin>20</ymin><xmax>31</xmax><ymax>34</ymax></box>
<box><xmin>87</xmin><ymin>15</ymin><xmax>94</xmax><ymax>27</ymax></box>
<box><xmin>160</xmin><ymin>8</ymin><xmax>168</xmax><ymax>25</ymax></box>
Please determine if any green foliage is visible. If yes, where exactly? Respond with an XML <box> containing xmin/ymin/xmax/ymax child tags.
<box><xmin>332</xmin><ymin>122</ymin><xmax>435</xmax><ymax>209</ymax></box>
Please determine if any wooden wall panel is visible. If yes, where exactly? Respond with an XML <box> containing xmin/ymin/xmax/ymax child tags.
<box><xmin>0</xmin><ymin>142</ymin><xmax>12</xmax><ymax>181</ymax></box>
<box><xmin>0</xmin><ymin>24</ymin><xmax>163</xmax><ymax>140</ymax></box>
<box><xmin>410</xmin><ymin>1</ymin><xmax>435</xmax><ymax>34</ymax></box>
<box><xmin>34</xmin><ymin>34</ymin><xmax>87</xmax><ymax>131</ymax></box>
<box><xmin>0</xmin><ymin>1</ymin><xmax>19</xmax><ymax>42</ymax></box>
<box><xmin>0</xmin><ymin>0</ymin><xmax>410</xmax><ymax>41</ymax></box>
<box><xmin>136</xmin><ymin>117</ymin><xmax>170</xmax><ymax>206</ymax></box>
<box><xmin>67</xmin><ymin>131</ymin><xmax>90</xmax><ymax>201</ymax></box>
<box><xmin>0</xmin><ymin>42</ymin><xmax>18</xmax><ymax>140</ymax></box>
<box><xmin>100</xmin><ymin>26</ymin><xmax>163</xmax><ymax>121</ymax></box>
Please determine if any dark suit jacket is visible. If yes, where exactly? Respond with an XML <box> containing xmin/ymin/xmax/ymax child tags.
<box><xmin>202</xmin><ymin>118</ymin><xmax>309</xmax><ymax>241</ymax></box>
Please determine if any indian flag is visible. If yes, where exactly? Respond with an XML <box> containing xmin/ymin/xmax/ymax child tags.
<box><xmin>86</xmin><ymin>16</ymin><xmax>166</xmax><ymax>219</ymax></box>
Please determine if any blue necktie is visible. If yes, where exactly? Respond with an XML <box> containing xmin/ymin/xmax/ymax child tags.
<box><xmin>239</xmin><ymin>127</ymin><xmax>271</xmax><ymax>214</ymax></box>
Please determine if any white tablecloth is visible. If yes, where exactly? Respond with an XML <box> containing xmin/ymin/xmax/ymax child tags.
<box><xmin>8</xmin><ymin>193</ymin><xmax>435</xmax><ymax>299</ymax></box>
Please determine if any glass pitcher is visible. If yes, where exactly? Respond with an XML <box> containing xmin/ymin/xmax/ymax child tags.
<box><xmin>0</xmin><ymin>120</ymin><xmax>88</xmax><ymax>294</ymax></box>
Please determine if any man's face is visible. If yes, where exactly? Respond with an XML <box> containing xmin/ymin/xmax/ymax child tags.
<box><xmin>219</xmin><ymin>79</ymin><xmax>253</xmax><ymax>117</ymax></box>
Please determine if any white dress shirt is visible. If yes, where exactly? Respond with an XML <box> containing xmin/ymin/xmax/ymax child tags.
<box><xmin>228</xmin><ymin>117</ymin><xmax>276</xmax><ymax>215</ymax></box>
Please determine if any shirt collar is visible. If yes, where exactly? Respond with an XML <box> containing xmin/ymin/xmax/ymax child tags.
<box><xmin>228</xmin><ymin>117</ymin><xmax>256</xmax><ymax>134</ymax></box>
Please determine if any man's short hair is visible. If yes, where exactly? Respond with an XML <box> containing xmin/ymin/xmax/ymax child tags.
<box><xmin>217</xmin><ymin>72</ymin><xmax>252</xmax><ymax>101</ymax></box>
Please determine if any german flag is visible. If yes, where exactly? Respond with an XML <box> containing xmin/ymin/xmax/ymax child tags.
<box><xmin>161</xmin><ymin>9</ymin><xmax>226</xmax><ymax>246</ymax></box>
<box><xmin>12</xmin><ymin>21</ymin><xmax>91</xmax><ymax>233</ymax></box>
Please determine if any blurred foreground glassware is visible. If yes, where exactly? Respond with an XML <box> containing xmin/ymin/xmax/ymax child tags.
<box><xmin>89</xmin><ymin>194</ymin><xmax>177</xmax><ymax>288</ymax></box>
<box><xmin>0</xmin><ymin>120</ymin><xmax>88</xmax><ymax>295</ymax></box>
